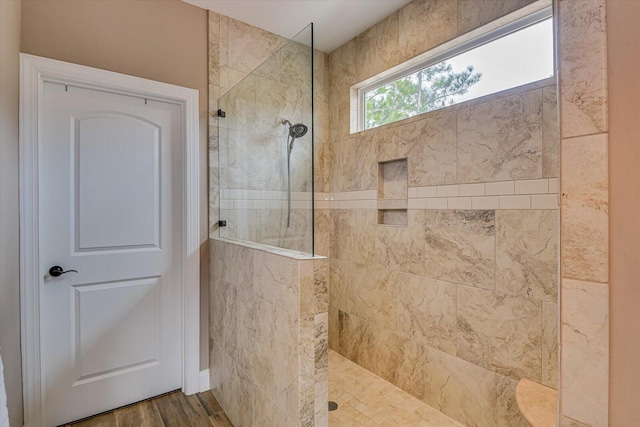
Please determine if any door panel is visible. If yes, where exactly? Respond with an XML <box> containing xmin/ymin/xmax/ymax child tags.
<box><xmin>40</xmin><ymin>82</ymin><xmax>183</xmax><ymax>426</ymax></box>
<box><xmin>73</xmin><ymin>277</ymin><xmax>160</xmax><ymax>384</ymax></box>
<box><xmin>74</xmin><ymin>113</ymin><xmax>161</xmax><ymax>251</ymax></box>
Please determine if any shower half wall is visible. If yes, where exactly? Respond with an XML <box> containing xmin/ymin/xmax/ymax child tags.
<box><xmin>208</xmin><ymin>13</ymin><xmax>331</xmax><ymax>427</ymax></box>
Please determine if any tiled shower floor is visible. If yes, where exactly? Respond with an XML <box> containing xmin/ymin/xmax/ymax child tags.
<box><xmin>329</xmin><ymin>350</ymin><xmax>464</xmax><ymax>427</ymax></box>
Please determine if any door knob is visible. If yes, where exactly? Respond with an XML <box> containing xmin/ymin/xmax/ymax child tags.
<box><xmin>49</xmin><ymin>266</ymin><xmax>78</xmax><ymax>277</ymax></box>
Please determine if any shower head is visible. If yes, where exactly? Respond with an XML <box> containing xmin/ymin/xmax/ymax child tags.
<box><xmin>289</xmin><ymin>123</ymin><xmax>308</xmax><ymax>139</ymax></box>
<box><xmin>281</xmin><ymin>119</ymin><xmax>308</xmax><ymax>139</ymax></box>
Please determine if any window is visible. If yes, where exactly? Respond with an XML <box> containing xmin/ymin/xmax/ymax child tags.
<box><xmin>359</xmin><ymin>8</ymin><xmax>554</xmax><ymax>131</ymax></box>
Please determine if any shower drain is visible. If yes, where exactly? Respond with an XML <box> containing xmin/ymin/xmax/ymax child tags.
<box><xmin>328</xmin><ymin>401</ymin><xmax>339</xmax><ymax>411</ymax></box>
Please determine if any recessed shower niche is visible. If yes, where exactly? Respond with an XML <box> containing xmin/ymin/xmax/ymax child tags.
<box><xmin>377</xmin><ymin>158</ymin><xmax>408</xmax><ymax>226</ymax></box>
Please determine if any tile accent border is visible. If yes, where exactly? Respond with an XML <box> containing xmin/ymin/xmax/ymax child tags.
<box><xmin>315</xmin><ymin>178</ymin><xmax>559</xmax><ymax>210</ymax></box>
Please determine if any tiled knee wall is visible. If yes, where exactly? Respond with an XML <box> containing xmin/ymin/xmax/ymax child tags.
<box><xmin>209</xmin><ymin>239</ymin><xmax>329</xmax><ymax>427</ymax></box>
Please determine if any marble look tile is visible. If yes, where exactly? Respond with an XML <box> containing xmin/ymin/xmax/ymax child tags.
<box><xmin>543</xmin><ymin>85</ymin><xmax>560</xmax><ymax>178</ymax></box>
<box><xmin>209</xmin><ymin>341</ymin><xmax>224</xmax><ymax>402</ymax></box>
<box><xmin>314</xmin><ymin>378</ymin><xmax>329</xmax><ymax>427</ymax></box>
<box><xmin>375</xmin><ymin>210</ymin><xmax>495</xmax><ymax>289</ymax></box>
<box><xmin>330</xmin><ymin>259</ymin><xmax>396</xmax><ymax>328</ymax></box>
<box><xmin>252</xmin><ymin>251</ymin><xmax>299</xmax><ymax>315</ymax></box>
<box><xmin>332</xmin><ymin>136</ymin><xmax>377</xmax><ymax>193</ymax></box>
<box><xmin>227</xmin><ymin>18</ymin><xmax>285</xmax><ymax>74</ymax></box>
<box><xmin>209</xmin><ymin>272</ymin><xmax>231</xmax><ymax>352</ymax></box>
<box><xmin>273</xmin><ymin>307</ymin><xmax>300</xmax><ymax>421</ymax></box>
<box><xmin>298</xmin><ymin>386</ymin><xmax>315</xmax><ymax>427</ymax></box>
<box><xmin>218</xmin><ymin>209</ymin><xmax>258</xmax><ymax>243</ymax></box>
<box><xmin>219</xmin><ymin>14</ymin><xmax>228</xmax><ymax>68</ymax></box>
<box><xmin>542</xmin><ymin>302</ymin><xmax>559</xmax><ymax>389</ymax></box>
<box><xmin>299</xmin><ymin>259</ymin><xmax>316</xmax><ymax>322</ymax></box>
<box><xmin>457</xmin><ymin>285</ymin><xmax>542</xmax><ymax>381</ymax></box>
<box><xmin>329</xmin><ymin>85</ymin><xmax>351</xmax><ymax>143</ymax></box>
<box><xmin>395</xmin><ymin>271</ymin><xmax>457</xmax><ymax>355</ymax></box>
<box><xmin>328</xmin><ymin>306</ymin><xmax>339</xmax><ymax>351</ymax></box>
<box><xmin>424</xmin><ymin>347</ymin><xmax>498</xmax><ymax>427</ymax></box>
<box><xmin>561</xmin><ymin>416</ymin><xmax>590</xmax><ymax>427</ymax></box>
<box><xmin>400</xmin><ymin>112</ymin><xmax>458</xmax><ymax>187</ymax></box>
<box><xmin>372</xmin><ymin>126</ymin><xmax>401</xmax><ymax>163</ymax></box>
<box><xmin>354</xmin><ymin>133</ymin><xmax>378</xmax><ymax>191</ymax></box>
<box><xmin>559</xmin><ymin>0</ymin><xmax>608</xmax><ymax>137</ymax></box>
<box><xmin>329</xmin><ymin>350</ymin><xmax>466</xmax><ymax>427</ymax></box>
<box><xmin>219</xmin><ymin>67</ymin><xmax>248</xmax><ymax>97</ymax></box>
<box><xmin>331</xmin><ymin>210</ymin><xmax>376</xmax><ymax>264</ymax></box>
<box><xmin>329</xmin><ymin>258</ymin><xmax>353</xmax><ymax>314</ymax></box>
<box><xmin>398</xmin><ymin>0</ymin><xmax>458</xmax><ymax>62</ymax></box>
<box><xmin>494</xmin><ymin>375</ymin><xmax>531</xmax><ymax>427</ymax></box>
<box><xmin>221</xmin><ymin>129</ymin><xmax>286</xmax><ymax>191</ymax></box>
<box><xmin>235</xmin><ymin>292</ymin><xmax>278</xmax><ymax>394</ymax></box>
<box><xmin>338</xmin><ymin>311</ymin><xmax>429</xmax><ymax>402</ymax></box>
<box><xmin>219</xmin><ymin>353</ymin><xmax>254</xmax><ymax>427</ymax></box>
<box><xmin>254</xmin><ymin>208</ymin><xmax>313</xmax><ymax>254</ymax></box>
<box><xmin>458</xmin><ymin>90</ymin><xmax>543</xmax><ymax>183</ymax></box>
<box><xmin>379</xmin><ymin>158</ymin><xmax>408</xmax><ymax>199</ymax></box>
<box><xmin>420</xmin><ymin>210</ymin><xmax>496</xmax><ymax>289</ymax></box>
<box><xmin>561</xmin><ymin>279</ymin><xmax>609</xmax><ymax>427</ymax></box>
<box><xmin>315</xmin><ymin>312</ymin><xmax>329</xmax><ymax>372</ymax></box>
<box><xmin>314</xmin><ymin>141</ymin><xmax>327</xmax><ymax>193</ymax></box>
<box><xmin>323</xmin><ymin>142</ymin><xmax>338</xmax><ymax>193</ymax></box>
<box><xmin>496</xmin><ymin>210</ymin><xmax>558</xmax><ymax>302</ymax></box>
<box><xmin>313</xmin><ymin>259</ymin><xmax>329</xmax><ymax>314</ymax></box>
<box><xmin>375</xmin><ymin>210</ymin><xmax>425</xmax><ymax>275</ymax></box>
<box><xmin>211</xmin><ymin>240</ymin><xmax>254</xmax><ymax>292</ymax></box>
<box><xmin>561</xmin><ymin>134</ymin><xmax>609</xmax><ymax>283</ymax></box>
<box><xmin>254</xmin><ymin>40</ymin><xmax>312</xmax><ymax>88</ymax></box>
<box><xmin>253</xmin><ymin>388</ymin><xmax>296</xmax><ymax>427</ymax></box>
<box><xmin>208</xmin><ymin>13</ymin><xmax>220</xmax><ymax>86</ymax></box>
<box><xmin>355</xmin><ymin>11</ymin><xmax>399</xmax><ymax>82</ymax></box>
<box><xmin>457</xmin><ymin>0</ymin><xmax>537</xmax><ymax>35</ymax></box>
<box><xmin>328</xmin><ymin>39</ymin><xmax>356</xmax><ymax>92</ymax></box>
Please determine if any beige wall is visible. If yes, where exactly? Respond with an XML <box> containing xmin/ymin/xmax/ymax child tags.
<box><xmin>0</xmin><ymin>0</ymin><xmax>23</xmax><ymax>425</ymax></box>
<box><xmin>608</xmin><ymin>1</ymin><xmax>640</xmax><ymax>425</ymax></box>
<box><xmin>20</xmin><ymin>0</ymin><xmax>211</xmax><ymax>370</ymax></box>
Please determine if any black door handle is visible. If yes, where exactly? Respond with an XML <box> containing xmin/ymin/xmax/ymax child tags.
<box><xmin>49</xmin><ymin>266</ymin><xmax>78</xmax><ymax>277</ymax></box>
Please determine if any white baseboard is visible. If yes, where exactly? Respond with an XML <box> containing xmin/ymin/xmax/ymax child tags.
<box><xmin>199</xmin><ymin>369</ymin><xmax>210</xmax><ymax>392</ymax></box>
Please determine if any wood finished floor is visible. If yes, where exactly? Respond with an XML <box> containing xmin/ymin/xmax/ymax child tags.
<box><xmin>65</xmin><ymin>390</ymin><xmax>233</xmax><ymax>427</ymax></box>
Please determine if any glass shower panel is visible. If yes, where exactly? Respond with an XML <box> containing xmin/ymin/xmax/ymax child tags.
<box><xmin>217</xmin><ymin>24</ymin><xmax>314</xmax><ymax>255</ymax></box>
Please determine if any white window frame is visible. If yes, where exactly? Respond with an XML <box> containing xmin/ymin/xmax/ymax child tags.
<box><xmin>356</xmin><ymin>6</ymin><xmax>553</xmax><ymax>132</ymax></box>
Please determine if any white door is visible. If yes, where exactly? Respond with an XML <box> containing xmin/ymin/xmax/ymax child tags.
<box><xmin>39</xmin><ymin>81</ymin><xmax>183</xmax><ymax>426</ymax></box>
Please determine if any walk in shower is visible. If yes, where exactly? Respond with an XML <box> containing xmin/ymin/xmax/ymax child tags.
<box><xmin>216</xmin><ymin>23</ymin><xmax>315</xmax><ymax>255</ymax></box>
<box><xmin>209</xmin><ymin>19</ymin><xmax>330</xmax><ymax>427</ymax></box>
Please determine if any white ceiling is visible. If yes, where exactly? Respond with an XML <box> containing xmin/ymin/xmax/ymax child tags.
<box><xmin>182</xmin><ymin>0</ymin><xmax>412</xmax><ymax>53</ymax></box>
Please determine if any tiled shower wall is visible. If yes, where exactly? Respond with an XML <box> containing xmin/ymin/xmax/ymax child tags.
<box><xmin>208</xmin><ymin>11</ymin><xmax>329</xmax><ymax>253</ymax></box>
<box><xmin>210</xmin><ymin>239</ymin><xmax>329</xmax><ymax>427</ymax></box>
<box><xmin>558</xmin><ymin>0</ymin><xmax>610</xmax><ymax>425</ymax></box>
<box><xmin>324</xmin><ymin>1</ymin><xmax>559</xmax><ymax>426</ymax></box>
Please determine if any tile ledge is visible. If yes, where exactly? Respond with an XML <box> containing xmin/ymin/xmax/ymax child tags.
<box><xmin>210</xmin><ymin>237</ymin><xmax>325</xmax><ymax>260</ymax></box>
<box><xmin>516</xmin><ymin>378</ymin><xmax>558</xmax><ymax>427</ymax></box>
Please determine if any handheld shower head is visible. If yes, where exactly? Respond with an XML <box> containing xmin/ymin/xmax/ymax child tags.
<box><xmin>289</xmin><ymin>123</ymin><xmax>308</xmax><ymax>139</ymax></box>
<box><xmin>281</xmin><ymin>119</ymin><xmax>309</xmax><ymax>229</ymax></box>
<box><xmin>281</xmin><ymin>119</ymin><xmax>309</xmax><ymax>154</ymax></box>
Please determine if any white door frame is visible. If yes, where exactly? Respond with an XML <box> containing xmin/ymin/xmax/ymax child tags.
<box><xmin>19</xmin><ymin>54</ymin><xmax>201</xmax><ymax>427</ymax></box>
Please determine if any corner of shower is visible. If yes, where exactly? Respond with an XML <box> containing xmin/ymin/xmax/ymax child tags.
<box><xmin>215</xmin><ymin>23</ymin><xmax>316</xmax><ymax>257</ymax></box>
